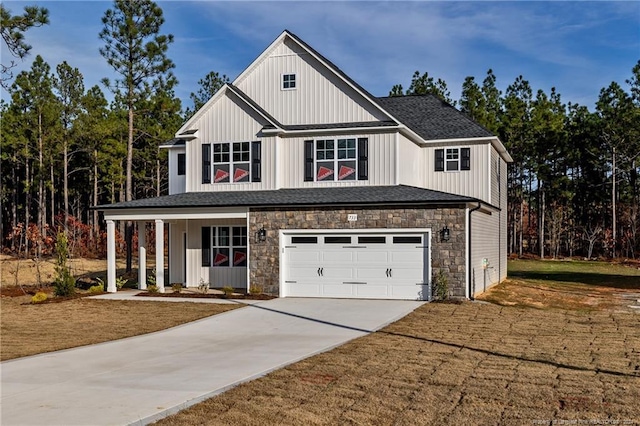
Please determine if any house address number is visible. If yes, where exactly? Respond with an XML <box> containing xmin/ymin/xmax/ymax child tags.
<box><xmin>348</xmin><ymin>214</ymin><xmax>358</xmax><ymax>222</ymax></box>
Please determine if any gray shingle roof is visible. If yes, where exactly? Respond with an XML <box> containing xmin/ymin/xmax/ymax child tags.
<box><xmin>376</xmin><ymin>95</ymin><xmax>494</xmax><ymax>140</ymax></box>
<box><xmin>95</xmin><ymin>185</ymin><xmax>475</xmax><ymax>210</ymax></box>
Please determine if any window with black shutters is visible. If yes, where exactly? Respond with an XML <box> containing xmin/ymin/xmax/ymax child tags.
<box><xmin>435</xmin><ymin>147</ymin><xmax>471</xmax><ymax>172</ymax></box>
<box><xmin>304</xmin><ymin>137</ymin><xmax>368</xmax><ymax>182</ymax></box>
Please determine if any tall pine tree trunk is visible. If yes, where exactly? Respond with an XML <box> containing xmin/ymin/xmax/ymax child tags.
<box><xmin>64</xmin><ymin>138</ymin><xmax>69</xmax><ymax>234</ymax></box>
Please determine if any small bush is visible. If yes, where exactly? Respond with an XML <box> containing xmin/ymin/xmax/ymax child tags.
<box><xmin>432</xmin><ymin>269</ymin><xmax>449</xmax><ymax>301</ymax></box>
<box><xmin>249</xmin><ymin>285</ymin><xmax>263</xmax><ymax>295</ymax></box>
<box><xmin>147</xmin><ymin>270</ymin><xmax>156</xmax><ymax>287</ymax></box>
<box><xmin>171</xmin><ymin>283</ymin><xmax>182</xmax><ymax>293</ymax></box>
<box><xmin>31</xmin><ymin>291</ymin><xmax>48</xmax><ymax>303</ymax></box>
<box><xmin>198</xmin><ymin>278</ymin><xmax>209</xmax><ymax>294</ymax></box>
<box><xmin>147</xmin><ymin>285</ymin><xmax>158</xmax><ymax>294</ymax></box>
<box><xmin>222</xmin><ymin>286</ymin><xmax>234</xmax><ymax>296</ymax></box>
<box><xmin>115</xmin><ymin>276</ymin><xmax>128</xmax><ymax>290</ymax></box>
<box><xmin>88</xmin><ymin>285</ymin><xmax>104</xmax><ymax>294</ymax></box>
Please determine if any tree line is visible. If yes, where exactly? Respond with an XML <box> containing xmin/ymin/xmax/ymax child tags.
<box><xmin>1</xmin><ymin>1</ymin><xmax>638</xmax><ymax>263</ymax></box>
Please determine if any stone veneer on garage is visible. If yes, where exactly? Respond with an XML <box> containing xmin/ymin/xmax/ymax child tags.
<box><xmin>249</xmin><ymin>206</ymin><xmax>467</xmax><ymax>298</ymax></box>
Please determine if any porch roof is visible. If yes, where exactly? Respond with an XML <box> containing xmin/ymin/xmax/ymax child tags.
<box><xmin>95</xmin><ymin>185</ymin><xmax>477</xmax><ymax>211</ymax></box>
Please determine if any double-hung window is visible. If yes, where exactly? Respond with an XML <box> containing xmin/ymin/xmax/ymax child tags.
<box><xmin>304</xmin><ymin>138</ymin><xmax>368</xmax><ymax>182</ymax></box>
<box><xmin>202</xmin><ymin>226</ymin><xmax>247</xmax><ymax>267</ymax></box>
<box><xmin>435</xmin><ymin>147</ymin><xmax>471</xmax><ymax>172</ymax></box>
<box><xmin>202</xmin><ymin>141</ymin><xmax>261</xmax><ymax>184</ymax></box>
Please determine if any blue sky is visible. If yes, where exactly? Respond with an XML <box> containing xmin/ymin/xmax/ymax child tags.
<box><xmin>1</xmin><ymin>1</ymin><xmax>638</xmax><ymax>111</ymax></box>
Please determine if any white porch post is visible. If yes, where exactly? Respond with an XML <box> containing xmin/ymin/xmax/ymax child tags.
<box><xmin>106</xmin><ymin>220</ymin><xmax>117</xmax><ymax>293</ymax></box>
<box><xmin>138</xmin><ymin>221</ymin><xmax>147</xmax><ymax>290</ymax></box>
<box><xmin>155</xmin><ymin>219</ymin><xmax>165</xmax><ymax>293</ymax></box>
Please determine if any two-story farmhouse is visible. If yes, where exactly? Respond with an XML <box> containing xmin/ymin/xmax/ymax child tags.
<box><xmin>97</xmin><ymin>30</ymin><xmax>512</xmax><ymax>300</ymax></box>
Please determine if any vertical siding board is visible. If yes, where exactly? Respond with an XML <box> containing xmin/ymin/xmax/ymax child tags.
<box><xmin>235</xmin><ymin>38</ymin><xmax>388</xmax><ymax>125</ymax></box>
<box><xmin>470</xmin><ymin>211</ymin><xmax>500</xmax><ymax>296</ymax></box>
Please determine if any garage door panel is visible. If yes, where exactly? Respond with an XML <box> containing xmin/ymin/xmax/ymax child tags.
<box><xmin>391</xmin><ymin>285</ymin><xmax>428</xmax><ymax>299</ymax></box>
<box><xmin>389</xmin><ymin>250</ymin><xmax>424</xmax><ymax>263</ymax></box>
<box><xmin>355</xmin><ymin>285</ymin><xmax>389</xmax><ymax>298</ymax></box>
<box><xmin>354</xmin><ymin>250</ymin><xmax>388</xmax><ymax>263</ymax></box>
<box><xmin>321</xmin><ymin>284</ymin><xmax>354</xmax><ymax>296</ymax></box>
<box><xmin>322</xmin><ymin>250</ymin><xmax>353</xmax><ymax>263</ymax></box>
<box><xmin>288</xmin><ymin>250</ymin><xmax>321</xmax><ymax>262</ymax></box>
<box><xmin>322</xmin><ymin>267</ymin><xmax>355</xmax><ymax>279</ymax></box>
<box><xmin>288</xmin><ymin>283</ymin><xmax>322</xmax><ymax>297</ymax></box>
<box><xmin>288</xmin><ymin>266</ymin><xmax>322</xmax><ymax>280</ymax></box>
<box><xmin>388</xmin><ymin>266</ymin><xmax>423</xmax><ymax>281</ymax></box>
<box><xmin>355</xmin><ymin>267</ymin><xmax>388</xmax><ymax>280</ymax></box>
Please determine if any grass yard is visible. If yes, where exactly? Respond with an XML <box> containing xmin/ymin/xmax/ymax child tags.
<box><xmin>0</xmin><ymin>295</ymin><xmax>240</xmax><ymax>361</ymax></box>
<box><xmin>153</xmin><ymin>259</ymin><xmax>640</xmax><ymax>426</ymax></box>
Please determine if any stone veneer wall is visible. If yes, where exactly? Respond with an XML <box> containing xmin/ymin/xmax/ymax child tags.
<box><xmin>249</xmin><ymin>206</ymin><xmax>467</xmax><ymax>298</ymax></box>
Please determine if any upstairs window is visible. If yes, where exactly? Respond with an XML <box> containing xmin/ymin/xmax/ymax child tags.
<box><xmin>282</xmin><ymin>73</ymin><xmax>296</xmax><ymax>90</ymax></box>
<box><xmin>435</xmin><ymin>147</ymin><xmax>470</xmax><ymax>172</ymax></box>
<box><xmin>304</xmin><ymin>138</ymin><xmax>368</xmax><ymax>182</ymax></box>
<box><xmin>177</xmin><ymin>153</ymin><xmax>186</xmax><ymax>176</ymax></box>
<box><xmin>202</xmin><ymin>141</ymin><xmax>261</xmax><ymax>184</ymax></box>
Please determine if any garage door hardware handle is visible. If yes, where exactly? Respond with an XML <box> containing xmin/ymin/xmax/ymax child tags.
<box><xmin>342</xmin><ymin>245</ymin><xmax>366</xmax><ymax>248</ymax></box>
<box><xmin>415</xmin><ymin>246</ymin><xmax>429</xmax><ymax>248</ymax></box>
<box><xmin>285</xmin><ymin>280</ymin><xmax>297</xmax><ymax>283</ymax></box>
<box><xmin>386</xmin><ymin>268</ymin><xmax>393</xmax><ymax>277</ymax></box>
<box><xmin>385</xmin><ymin>268</ymin><xmax>389</xmax><ymax>277</ymax></box>
<box><xmin>317</xmin><ymin>267</ymin><xmax>324</xmax><ymax>276</ymax></box>
<box><xmin>343</xmin><ymin>281</ymin><xmax>367</xmax><ymax>285</ymax></box>
<box><xmin>285</xmin><ymin>245</ymin><xmax>297</xmax><ymax>248</ymax></box>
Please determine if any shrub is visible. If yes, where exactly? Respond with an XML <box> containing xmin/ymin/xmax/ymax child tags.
<box><xmin>31</xmin><ymin>291</ymin><xmax>48</xmax><ymax>303</ymax></box>
<box><xmin>198</xmin><ymin>278</ymin><xmax>209</xmax><ymax>294</ymax></box>
<box><xmin>171</xmin><ymin>283</ymin><xmax>182</xmax><ymax>293</ymax></box>
<box><xmin>115</xmin><ymin>276</ymin><xmax>128</xmax><ymax>290</ymax></box>
<box><xmin>432</xmin><ymin>269</ymin><xmax>449</xmax><ymax>301</ymax></box>
<box><xmin>222</xmin><ymin>286</ymin><xmax>234</xmax><ymax>297</ymax></box>
<box><xmin>88</xmin><ymin>285</ymin><xmax>104</xmax><ymax>294</ymax></box>
<box><xmin>249</xmin><ymin>285</ymin><xmax>263</xmax><ymax>295</ymax></box>
<box><xmin>147</xmin><ymin>285</ymin><xmax>158</xmax><ymax>294</ymax></box>
<box><xmin>53</xmin><ymin>232</ymin><xmax>76</xmax><ymax>297</ymax></box>
<box><xmin>147</xmin><ymin>270</ymin><xmax>156</xmax><ymax>287</ymax></box>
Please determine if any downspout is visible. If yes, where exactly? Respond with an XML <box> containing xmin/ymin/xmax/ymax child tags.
<box><xmin>468</xmin><ymin>202</ymin><xmax>482</xmax><ymax>300</ymax></box>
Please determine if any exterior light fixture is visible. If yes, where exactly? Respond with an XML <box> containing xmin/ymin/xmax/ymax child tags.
<box><xmin>256</xmin><ymin>227</ymin><xmax>267</xmax><ymax>242</ymax></box>
<box><xmin>441</xmin><ymin>226</ymin><xmax>450</xmax><ymax>242</ymax></box>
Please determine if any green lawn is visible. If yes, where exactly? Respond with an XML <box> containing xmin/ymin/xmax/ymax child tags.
<box><xmin>508</xmin><ymin>258</ymin><xmax>640</xmax><ymax>288</ymax></box>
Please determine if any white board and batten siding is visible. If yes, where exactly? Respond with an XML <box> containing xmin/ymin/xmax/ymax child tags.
<box><xmin>235</xmin><ymin>37</ymin><xmax>389</xmax><ymax>126</ymax></box>
<box><xmin>168</xmin><ymin>148</ymin><xmax>186</xmax><ymax>195</ymax></box>
<box><xmin>398</xmin><ymin>140</ymin><xmax>492</xmax><ymax>205</ymax></box>
<box><xmin>470</xmin><ymin>211</ymin><xmax>501</xmax><ymax>296</ymax></box>
<box><xmin>280</xmin><ymin>132</ymin><xmax>396</xmax><ymax>188</ymax></box>
<box><xmin>169</xmin><ymin>219</ymin><xmax>248</xmax><ymax>289</ymax></box>
<box><xmin>184</xmin><ymin>92</ymin><xmax>277</xmax><ymax>193</ymax></box>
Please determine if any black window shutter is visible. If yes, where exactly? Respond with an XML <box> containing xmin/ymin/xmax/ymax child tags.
<box><xmin>202</xmin><ymin>144</ymin><xmax>211</xmax><ymax>183</ymax></box>
<box><xmin>304</xmin><ymin>140</ymin><xmax>314</xmax><ymax>182</ymax></box>
<box><xmin>357</xmin><ymin>138</ymin><xmax>368</xmax><ymax>180</ymax></box>
<box><xmin>435</xmin><ymin>149</ymin><xmax>444</xmax><ymax>171</ymax></box>
<box><xmin>251</xmin><ymin>141</ymin><xmax>261</xmax><ymax>182</ymax></box>
<box><xmin>177</xmin><ymin>153</ymin><xmax>186</xmax><ymax>176</ymax></box>
<box><xmin>461</xmin><ymin>148</ymin><xmax>471</xmax><ymax>171</ymax></box>
<box><xmin>201</xmin><ymin>227</ymin><xmax>211</xmax><ymax>267</ymax></box>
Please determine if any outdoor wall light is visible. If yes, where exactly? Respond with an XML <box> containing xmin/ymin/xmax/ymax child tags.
<box><xmin>441</xmin><ymin>226</ymin><xmax>450</xmax><ymax>242</ymax></box>
<box><xmin>256</xmin><ymin>227</ymin><xmax>267</xmax><ymax>242</ymax></box>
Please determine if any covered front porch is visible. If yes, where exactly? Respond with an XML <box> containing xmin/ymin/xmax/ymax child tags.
<box><xmin>101</xmin><ymin>207</ymin><xmax>250</xmax><ymax>293</ymax></box>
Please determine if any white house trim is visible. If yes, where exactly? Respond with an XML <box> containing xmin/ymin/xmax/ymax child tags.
<box><xmin>103</xmin><ymin>208</ymin><xmax>248</xmax><ymax>222</ymax></box>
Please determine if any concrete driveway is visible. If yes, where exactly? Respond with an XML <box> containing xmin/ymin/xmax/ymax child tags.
<box><xmin>0</xmin><ymin>298</ymin><xmax>423</xmax><ymax>426</ymax></box>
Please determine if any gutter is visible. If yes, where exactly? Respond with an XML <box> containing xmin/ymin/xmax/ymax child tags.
<box><xmin>468</xmin><ymin>202</ymin><xmax>482</xmax><ymax>300</ymax></box>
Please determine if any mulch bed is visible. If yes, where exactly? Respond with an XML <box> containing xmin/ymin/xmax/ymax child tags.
<box><xmin>136</xmin><ymin>291</ymin><xmax>275</xmax><ymax>300</ymax></box>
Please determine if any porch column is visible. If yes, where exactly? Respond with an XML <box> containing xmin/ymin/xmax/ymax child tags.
<box><xmin>138</xmin><ymin>221</ymin><xmax>147</xmax><ymax>290</ymax></box>
<box><xmin>155</xmin><ymin>219</ymin><xmax>165</xmax><ymax>293</ymax></box>
<box><xmin>106</xmin><ymin>220</ymin><xmax>117</xmax><ymax>293</ymax></box>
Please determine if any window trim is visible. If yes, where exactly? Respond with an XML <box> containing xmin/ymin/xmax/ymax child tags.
<box><xmin>445</xmin><ymin>147</ymin><xmax>460</xmax><ymax>172</ymax></box>
<box><xmin>203</xmin><ymin>141</ymin><xmax>261</xmax><ymax>184</ymax></box>
<box><xmin>282</xmin><ymin>73</ymin><xmax>296</xmax><ymax>90</ymax></box>
<box><xmin>435</xmin><ymin>147</ymin><xmax>471</xmax><ymax>172</ymax></box>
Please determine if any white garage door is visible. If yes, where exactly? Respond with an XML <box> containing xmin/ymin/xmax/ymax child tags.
<box><xmin>282</xmin><ymin>232</ymin><xmax>430</xmax><ymax>300</ymax></box>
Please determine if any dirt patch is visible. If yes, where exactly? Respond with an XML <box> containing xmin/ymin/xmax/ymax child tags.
<box><xmin>153</xmin><ymin>302</ymin><xmax>640</xmax><ymax>425</ymax></box>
